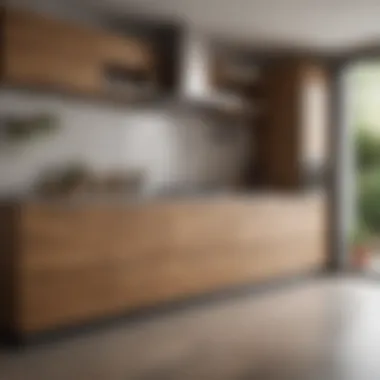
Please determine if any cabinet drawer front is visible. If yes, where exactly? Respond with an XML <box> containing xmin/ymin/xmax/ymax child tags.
<box><xmin>19</xmin><ymin>232</ymin><xmax>325</xmax><ymax>334</ymax></box>
<box><xmin>19</xmin><ymin>265</ymin><xmax>117</xmax><ymax>333</ymax></box>
<box><xmin>17</xmin><ymin>197</ymin><xmax>326</xmax><ymax>334</ymax></box>
<box><xmin>21</xmin><ymin>206</ymin><xmax>117</xmax><ymax>270</ymax></box>
<box><xmin>22</xmin><ymin>204</ymin><xmax>83</xmax><ymax>233</ymax></box>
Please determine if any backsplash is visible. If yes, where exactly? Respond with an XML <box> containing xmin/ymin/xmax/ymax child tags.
<box><xmin>0</xmin><ymin>89</ymin><xmax>251</xmax><ymax>196</ymax></box>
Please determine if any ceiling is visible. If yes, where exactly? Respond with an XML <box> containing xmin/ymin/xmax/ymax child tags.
<box><xmin>85</xmin><ymin>0</ymin><xmax>380</xmax><ymax>52</ymax></box>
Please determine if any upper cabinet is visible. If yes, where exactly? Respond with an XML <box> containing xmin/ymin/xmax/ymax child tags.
<box><xmin>3</xmin><ymin>9</ymin><xmax>101</xmax><ymax>93</ymax></box>
<box><xmin>208</xmin><ymin>45</ymin><xmax>264</xmax><ymax>120</ymax></box>
<box><xmin>100</xmin><ymin>32</ymin><xmax>153</xmax><ymax>71</ymax></box>
<box><xmin>255</xmin><ymin>59</ymin><xmax>329</xmax><ymax>190</ymax></box>
<box><xmin>0</xmin><ymin>8</ymin><xmax>157</xmax><ymax>100</ymax></box>
<box><xmin>211</xmin><ymin>55</ymin><xmax>262</xmax><ymax>97</ymax></box>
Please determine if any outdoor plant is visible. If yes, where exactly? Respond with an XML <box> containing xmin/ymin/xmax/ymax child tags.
<box><xmin>350</xmin><ymin>222</ymin><xmax>372</xmax><ymax>270</ymax></box>
<box><xmin>351</xmin><ymin>222</ymin><xmax>372</xmax><ymax>247</ymax></box>
<box><xmin>355</xmin><ymin>127</ymin><xmax>380</xmax><ymax>237</ymax></box>
<box><xmin>357</xmin><ymin>168</ymin><xmax>380</xmax><ymax>235</ymax></box>
<box><xmin>355</xmin><ymin>127</ymin><xmax>380</xmax><ymax>171</ymax></box>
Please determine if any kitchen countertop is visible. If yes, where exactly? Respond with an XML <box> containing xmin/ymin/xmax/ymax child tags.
<box><xmin>0</xmin><ymin>189</ymin><xmax>325</xmax><ymax>206</ymax></box>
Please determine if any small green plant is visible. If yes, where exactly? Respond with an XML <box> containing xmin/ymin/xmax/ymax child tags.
<box><xmin>4</xmin><ymin>114</ymin><xmax>58</xmax><ymax>142</ymax></box>
<box><xmin>358</xmin><ymin>169</ymin><xmax>380</xmax><ymax>234</ymax></box>
<box><xmin>351</xmin><ymin>222</ymin><xmax>372</xmax><ymax>247</ymax></box>
<box><xmin>355</xmin><ymin>128</ymin><xmax>380</xmax><ymax>171</ymax></box>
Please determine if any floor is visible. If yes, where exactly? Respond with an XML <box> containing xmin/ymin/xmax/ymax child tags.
<box><xmin>1</xmin><ymin>277</ymin><xmax>380</xmax><ymax>380</ymax></box>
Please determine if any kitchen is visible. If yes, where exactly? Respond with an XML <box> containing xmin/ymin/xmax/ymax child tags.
<box><xmin>0</xmin><ymin>3</ymin><xmax>328</xmax><ymax>340</ymax></box>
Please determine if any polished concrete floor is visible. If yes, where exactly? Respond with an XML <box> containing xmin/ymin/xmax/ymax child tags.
<box><xmin>1</xmin><ymin>277</ymin><xmax>380</xmax><ymax>380</ymax></box>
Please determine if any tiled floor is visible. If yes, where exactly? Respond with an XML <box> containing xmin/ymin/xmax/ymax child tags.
<box><xmin>1</xmin><ymin>277</ymin><xmax>380</xmax><ymax>380</ymax></box>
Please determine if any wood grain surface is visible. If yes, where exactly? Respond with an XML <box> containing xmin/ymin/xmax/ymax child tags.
<box><xmin>0</xmin><ymin>195</ymin><xmax>326</xmax><ymax>334</ymax></box>
<box><xmin>1</xmin><ymin>8</ymin><xmax>155</xmax><ymax>95</ymax></box>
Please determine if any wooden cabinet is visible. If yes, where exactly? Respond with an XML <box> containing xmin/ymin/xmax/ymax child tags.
<box><xmin>211</xmin><ymin>55</ymin><xmax>261</xmax><ymax>97</ymax></box>
<box><xmin>2</xmin><ymin>9</ymin><xmax>102</xmax><ymax>93</ymax></box>
<box><xmin>0</xmin><ymin>196</ymin><xmax>326</xmax><ymax>336</ymax></box>
<box><xmin>4</xmin><ymin>46</ymin><xmax>102</xmax><ymax>93</ymax></box>
<box><xmin>0</xmin><ymin>8</ymin><xmax>156</xmax><ymax>97</ymax></box>
<box><xmin>257</xmin><ymin>60</ymin><xmax>329</xmax><ymax>189</ymax></box>
<box><xmin>100</xmin><ymin>33</ymin><xmax>153</xmax><ymax>71</ymax></box>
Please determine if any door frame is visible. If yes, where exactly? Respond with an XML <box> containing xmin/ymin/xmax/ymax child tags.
<box><xmin>328</xmin><ymin>48</ymin><xmax>380</xmax><ymax>271</ymax></box>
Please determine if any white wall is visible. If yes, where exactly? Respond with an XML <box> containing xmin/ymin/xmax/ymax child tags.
<box><xmin>0</xmin><ymin>90</ymin><xmax>251</xmax><ymax>195</ymax></box>
<box><xmin>0</xmin><ymin>0</ymin><xmax>251</xmax><ymax>196</ymax></box>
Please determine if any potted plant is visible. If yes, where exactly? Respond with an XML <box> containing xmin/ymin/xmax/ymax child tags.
<box><xmin>351</xmin><ymin>224</ymin><xmax>371</xmax><ymax>270</ymax></box>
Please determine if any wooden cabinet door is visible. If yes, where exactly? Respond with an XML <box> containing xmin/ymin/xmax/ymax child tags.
<box><xmin>3</xmin><ymin>9</ymin><xmax>101</xmax><ymax>93</ymax></box>
<box><xmin>264</xmin><ymin>61</ymin><xmax>301</xmax><ymax>188</ymax></box>
<box><xmin>101</xmin><ymin>33</ymin><xmax>153</xmax><ymax>70</ymax></box>
<box><xmin>15</xmin><ymin>196</ymin><xmax>326</xmax><ymax>334</ymax></box>
<box><xmin>2</xmin><ymin>8</ymin><xmax>157</xmax><ymax>96</ymax></box>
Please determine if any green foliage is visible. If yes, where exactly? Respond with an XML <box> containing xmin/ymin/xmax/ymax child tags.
<box><xmin>355</xmin><ymin>127</ymin><xmax>380</xmax><ymax>239</ymax></box>
<box><xmin>357</xmin><ymin>169</ymin><xmax>380</xmax><ymax>235</ymax></box>
<box><xmin>5</xmin><ymin>114</ymin><xmax>58</xmax><ymax>142</ymax></box>
<box><xmin>351</xmin><ymin>221</ymin><xmax>371</xmax><ymax>246</ymax></box>
<box><xmin>355</xmin><ymin>128</ymin><xmax>380</xmax><ymax>171</ymax></box>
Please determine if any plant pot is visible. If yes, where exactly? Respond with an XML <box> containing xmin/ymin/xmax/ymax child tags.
<box><xmin>352</xmin><ymin>245</ymin><xmax>370</xmax><ymax>270</ymax></box>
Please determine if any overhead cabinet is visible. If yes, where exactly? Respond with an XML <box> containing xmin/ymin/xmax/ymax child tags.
<box><xmin>255</xmin><ymin>59</ymin><xmax>329</xmax><ymax>189</ymax></box>
<box><xmin>0</xmin><ymin>8</ymin><xmax>157</xmax><ymax>98</ymax></box>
